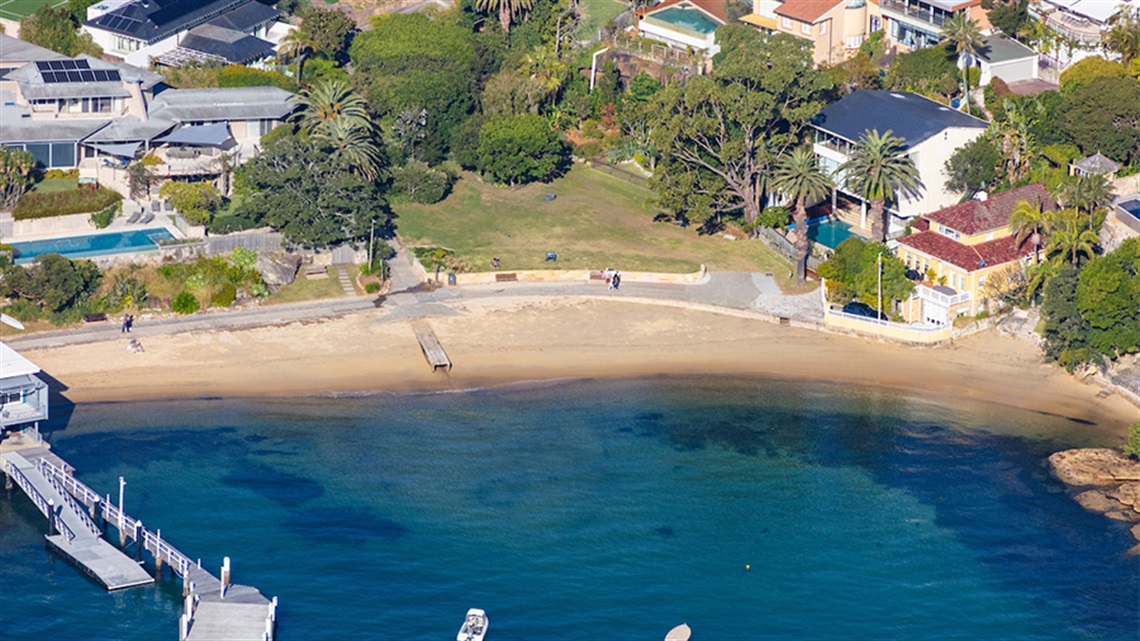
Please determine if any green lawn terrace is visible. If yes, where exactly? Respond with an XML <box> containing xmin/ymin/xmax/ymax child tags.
<box><xmin>394</xmin><ymin>165</ymin><xmax>805</xmax><ymax>291</ymax></box>
<box><xmin>0</xmin><ymin>0</ymin><xmax>66</xmax><ymax>22</ymax></box>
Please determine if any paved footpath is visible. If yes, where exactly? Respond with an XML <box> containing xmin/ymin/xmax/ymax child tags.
<box><xmin>3</xmin><ymin>248</ymin><xmax>823</xmax><ymax>351</ymax></box>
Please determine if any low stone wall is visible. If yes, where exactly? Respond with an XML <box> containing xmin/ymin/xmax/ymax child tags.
<box><xmin>453</xmin><ymin>265</ymin><xmax>707</xmax><ymax>286</ymax></box>
<box><xmin>11</xmin><ymin>212</ymin><xmax>97</xmax><ymax>238</ymax></box>
<box><xmin>824</xmin><ymin>307</ymin><xmax>954</xmax><ymax>344</ymax></box>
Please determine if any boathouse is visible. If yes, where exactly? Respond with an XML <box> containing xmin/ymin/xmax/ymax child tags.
<box><xmin>0</xmin><ymin>342</ymin><xmax>49</xmax><ymax>430</ymax></box>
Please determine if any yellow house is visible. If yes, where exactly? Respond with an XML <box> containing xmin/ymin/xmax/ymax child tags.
<box><xmin>743</xmin><ymin>0</ymin><xmax>881</xmax><ymax>66</ymax></box>
<box><xmin>894</xmin><ymin>183</ymin><xmax>1056</xmax><ymax>325</ymax></box>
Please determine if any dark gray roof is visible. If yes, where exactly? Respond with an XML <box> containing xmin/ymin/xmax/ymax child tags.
<box><xmin>205</xmin><ymin>0</ymin><xmax>279</xmax><ymax>31</ymax></box>
<box><xmin>977</xmin><ymin>35</ymin><xmax>1036</xmax><ymax>64</ymax></box>
<box><xmin>811</xmin><ymin>91</ymin><xmax>988</xmax><ymax>148</ymax></box>
<box><xmin>85</xmin><ymin>0</ymin><xmax>259</xmax><ymax>44</ymax></box>
<box><xmin>157</xmin><ymin>122</ymin><xmax>231</xmax><ymax>145</ymax></box>
<box><xmin>0</xmin><ymin>117</ymin><xmax>110</xmax><ymax>144</ymax></box>
<box><xmin>84</xmin><ymin>115</ymin><xmax>176</xmax><ymax>142</ymax></box>
<box><xmin>180</xmin><ymin>24</ymin><xmax>275</xmax><ymax>63</ymax></box>
<box><xmin>1073</xmin><ymin>152</ymin><xmax>1122</xmax><ymax>174</ymax></box>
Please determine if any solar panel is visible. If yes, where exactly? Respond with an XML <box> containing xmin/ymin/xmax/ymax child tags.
<box><xmin>40</xmin><ymin>72</ymin><xmax>57</xmax><ymax>83</ymax></box>
<box><xmin>35</xmin><ymin>61</ymin><xmax>51</xmax><ymax>71</ymax></box>
<box><xmin>80</xmin><ymin>71</ymin><xmax>95</xmax><ymax>82</ymax></box>
<box><xmin>66</xmin><ymin>71</ymin><xmax>80</xmax><ymax>82</ymax></box>
<box><xmin>75</xmin><ymin>60</ymin><xmax>90</xmax><ymax>70</ymax></box>
<box><xmin>106</xmin><ymin>70</ymin><xmax>121</xmax><ymax>81</ymax></box>
<box><xmin>48</xmin><ymin>60</ymin><xmax>66</xmax><ymax>70</ymax></box>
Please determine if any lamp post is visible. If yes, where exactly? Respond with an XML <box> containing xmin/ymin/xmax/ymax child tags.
<box><xmin>877</xmin><ymin>252</ymin><xmax>883</xmax><ymax>320</ymax></box>
<box><xmin>118</xmin><ymin>476</ymin><xmax>125</xmax><ymax>525</ymax></box>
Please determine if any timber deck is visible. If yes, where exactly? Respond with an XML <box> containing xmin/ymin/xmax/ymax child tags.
<box><xmin>412</xmin><ymin>321</ymin><xmax>452</xmax><ymax>371</ymax></box>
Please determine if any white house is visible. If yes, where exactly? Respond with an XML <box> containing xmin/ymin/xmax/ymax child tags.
<box><xmin>975</xmin><ymin>34</ymin><xmax>1039</xmax><ymax>86</ymax></box>
<box><xmin>638</xmin><ymin>0</ymin><xmax>727</xmax><ymax>55</ymax></box>
<box><xmin>1032</xmin><ymin>0</ymin><xmax>1132</xmax><ymax>69</ymax></box>
<box><xmin>82</xmin><ymin>0</ymin><xmax>283</xmax><ymax>68</ymax></box>
<box><xmin>811</xmin><ymin>90</ymin><xmax>989</xmax><ymax>235</ymax></box>
<box><xmin>0</xmin><ymin>342</ymin><xmax>49</xmax><ymax>431</ymax></box>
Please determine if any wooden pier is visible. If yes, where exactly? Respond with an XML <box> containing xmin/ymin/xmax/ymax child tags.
<box><xmin>412</xmin><ymin>321</ymin><xmax>452</xmax><ymax>371</ymax></box>
<box><xmin>1</xmin><ymin>439</ymin><xmax>277</xmax><ymax>641</ymax></box>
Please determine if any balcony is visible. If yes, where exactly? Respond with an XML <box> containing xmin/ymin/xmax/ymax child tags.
<box><xmin>1045</xmin><ymin>11</ymin><xmax>1103</xmax><ymax>46</ymax></box>
<box><xmin>880</xmin><ymin>0</ymin><xmax>951</xmax><ymax>28</ymax></box>
<box><xmin>915</xmin><ymin>284</ymin><xmax>970</xmax><ymax>307</ymax></box>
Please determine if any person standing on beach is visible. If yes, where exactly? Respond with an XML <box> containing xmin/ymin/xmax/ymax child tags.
<box><xmin>121</xmin><ymin>314</ymin><xmax>129</xmax><ymax>333</ymax></box>
<box><xmin>613</xmin><ymin>272</ymin><xmax>621</xmax><ymax>290</ymax></box>
<box><xmin>126</xmin><ymin>315</ymin><xmax>134</xmax><ymax>332</ymax></box>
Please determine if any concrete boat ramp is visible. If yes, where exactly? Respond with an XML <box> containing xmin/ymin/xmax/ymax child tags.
<box><xmin>1</xmin><ymin>434</ymin><xmax>277</xmax><ymax>640</ymax></box>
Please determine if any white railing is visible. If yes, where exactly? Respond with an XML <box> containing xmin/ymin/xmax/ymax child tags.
<box><xmin>915</xmin><ymin>285</ymin><xmax>970</xmax><ymax>307</ymax></box>
<box><xmin>2</xmin><ymin>462</ymin><xmax>77</xmax><ymax>541</ymax></box>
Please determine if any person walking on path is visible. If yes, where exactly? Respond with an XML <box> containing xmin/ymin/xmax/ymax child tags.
<box><xmin>121</xmin><ymin>314</ymin><xmax>130</xmax><ymax>333</ymax></box>
<box><xmin>126</xmin><ymin>315</ymin><xmax>134</xmax><ymax>332</ymax></box>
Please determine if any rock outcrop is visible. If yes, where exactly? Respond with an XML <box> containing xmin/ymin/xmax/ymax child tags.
<box><xmin>1049</xmin><ymin>448</ymin><xmax>1140</xmax><ymax>554</ymax></box>
<box><xmin>255</xmin><ymin>253</ymin><xmax>301</xmax><ymax>291</ymax></box>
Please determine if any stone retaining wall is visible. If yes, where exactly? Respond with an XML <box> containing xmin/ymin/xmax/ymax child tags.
<box><xmin>454</xmin><ymin>265</ymin><xmax>707</xmax><ymax>285</ymax></box>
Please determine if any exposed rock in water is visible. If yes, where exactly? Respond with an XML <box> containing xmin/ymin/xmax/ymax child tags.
<box><xmin>1049</xmin><ymin>448</ymin><xmax>1140</xmax><ymax>553</ymax></box>
<box><xmin>255</xmin><ymin>253</ymin><xmax>301</xmax><ymax>291</ymax></box>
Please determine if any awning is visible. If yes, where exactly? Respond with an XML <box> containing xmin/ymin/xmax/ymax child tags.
<box><xmin>87</xmin><ymin>141</ymin><xmax>142</xmax><ymax>157</ymax></box>
<box><xmin>158</xmin><ymin>123</ymin><xmax>232</xmax><ymax>147</ymax></box>
<box><xmin>740</xmin><ymin>13</ymin><xmax>778</xmax><ymax>30</ymax></box>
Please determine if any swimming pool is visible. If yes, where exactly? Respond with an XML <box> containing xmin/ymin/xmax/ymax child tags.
<box><xmin>1119</xmin><ymin>198</ymin><xmax>1140</xmax><ymax>218</ymax></box>
<box><xmin>10</xmin><ymin>228</ymin><xmax>174</xmax><ymax>264</ymax></box>
<box><xmin>807</xmin><ymin>219</ymin><xmax>857</xmax><ymax>249</ymax></box>
<box><xmin>646</xmin><ymin>6</ymin><xmax>721</xmax><ymax>34</ymax></box>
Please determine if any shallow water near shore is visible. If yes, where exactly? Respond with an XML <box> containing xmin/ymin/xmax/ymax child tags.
<box><xmin>1</xmin><ymin>377</ymin><xmax>1136</xmax><ymax>641</ymax></box>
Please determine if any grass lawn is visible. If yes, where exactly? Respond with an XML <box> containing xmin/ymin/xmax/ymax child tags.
<box><xmin>577</xmin><ymin>0</ymin><xmax>627</xmax><ymax>41</ymax></box>
<box><xmin>264</xmin><ymin>267</ymin><xmax>346</xmax><ymax>305</ymax></box>
<box><xmin>395</xmin><ymin>165</ymin><xmax>802</xmax><ymax>290</ymax></box>
<box><xmin>0</xmin><ymin>0</ymin><xmax>66</xmax><ymax>20</ymax></box>
<box><xmin>31</xmin><ymin>177</ymin><xmax>79</xmax><ymax>193</ymax></box>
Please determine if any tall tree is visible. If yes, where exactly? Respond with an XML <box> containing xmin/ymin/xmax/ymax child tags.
<box><xmin>278</xmin><ymin>28</ymin><xmax>315</xmax><ymax>86</ymax></box>
<box><xmin>313</xmin><ymin>118</ymin><xmax>384</xmax><ymax>179</ymax></box>
<box><xmin>1059</xmin><ymin>173</ymin><xmax>1115</xmax><ymax>227</ymax></box>
<box><xmin>20</xmin><ymin>5</ymin><xmax>100</xmax><ymax>57</ymax></box>
<box><xmin>839</xmin><ymin>129</ymin><xmax>920</xmax><ymax>242</ymax></box>
<box><xmin>0</xmin><ymin>147</ymin><xmax>36</xmax><ymax>212</ymax></box>
<box><xmin>476</xmin><ymin>114</ymin><xmax>570</xmax><ymax>186</ymax></box>
<box><xmin>1008</xmin><ymin>198</ymin><xmax>1051</xmax><ymax>264</ymax></box>
<box><xmin>1046</xmin><ymin>209</ymin><xmax>1099</xmax><ymax>265</ymax></box>
<box><xmin>650</xmin><ymin>31</ymin><xmax>831</xmax><ymax>228</ymax></box>
<box><xmin>993</xmin><ymin>96</ymin><xmax>1043</xmax><ymax>182</ymax></box>
<box><xmin>235</xmin><ymin>139</ymin><xmax>391</xmax><ymax>246</ymax></box>
<box><xmin>476</xmin><ymin>0</ymin><xmax>537</xmax><ymax>34</ymax></box>
<box><xmin>1105</xmin><ymin>8</ymin><xmax>1140</xmax><ymax>64</ymax></box>
<box><xmin>1058</xmin><ymin>75</ymin><xmax>1140</xmax><ymax>164</ymax></box>
<box><xmin>772</xmin><ymin>147</ymin><xmax>833</xmax><ymax>282</ymax></box>
<box><xmin>943</xmin><ymin>135</ymin><xmax>1002</xmax><ymax>197</ymax></box>
<box><xmin>938</xmin><ymin>13</ymin><xmax>984</xmax><ymax>114</ymax></box>
<box><xmin>299</xmin><ymin>8</ymin><xmax>355</xmax><ymax>62</ymax></box>
<box><xmin>1076</xmin><ymin>238</ymin><xmax>1140</xmax><ymax>359</ymax></box>
<box><xmin>292</xmin><ymin>79</ymin><xmax>373</xmax><ymax>134</ymax></box>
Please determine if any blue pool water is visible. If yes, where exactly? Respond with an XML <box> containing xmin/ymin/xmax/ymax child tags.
<box><xmin>1</xmin><ymin>378</ymin><xmax>1136</xmax><ymax>640</ymax></box>
<box><xmin>647</xmin><ymin>7</ymin><xmax>721</xmax><ymax>34</ymax></box>
<box><xmin>808</xmin><ymin>220</ymin><xmax>857</xmax><ymax>249</ymax></box>
<box><xmin>11</xmin><ymin>228</ymin><xmax>174</xmax><ymax>264</ymax></box>
<box><xmin>1118</xmin><ymin>198</ymin><xmax>1140</xmax><ymax>219</ymax></box>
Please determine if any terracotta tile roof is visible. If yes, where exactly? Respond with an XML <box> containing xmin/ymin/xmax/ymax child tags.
<box><xmin>897</xmin><ymin>231</ymin><xmax>1033</xmax><ymax>272</ymax></box>
<box><xmin>646</xmin><ymin>0</ymin><xmax>729</xmax><ymax>23</ymax></box>
<box><xmin>924</xmin><ymin>183</ymin><xmax>1056</xmax><ymax>235</ymax></box>
<box><xmin>774</xmin><ymin>0</ymin><xmax>843</xmax><ymax>23</ymax></box>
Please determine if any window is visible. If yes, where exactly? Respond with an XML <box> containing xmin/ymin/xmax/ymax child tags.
<box><xmin>782</xmin><ymin>16</ymin><xmax>792</xmax><ymax>28</ymax></box>
<box><xmin>978</xmin><ymin>274</ymin><xmax>986</xmax><ymax>290</ymax></box>
<box><xmin>939</xmin><ymin>225</ymin><xmax>960</xmax><ymax>240</ymax></box>
<box><xmin>845</xmin><ymin>35</ymin><xmax>863</xmax><ymax>48</ymax></box>
<box><xmin>801</xmin><ymin>22</ymin><xmax>812</xmax><ymax>34</ymax></box>
<box><xmin>819</xmin><ymin>21</ymin><xmax>827</xmax><ymax>34</ymax></box>
<box><xmin>50</xmin><ymin>142</ymin><xmax>75</xmax><ymax>168</ymax></box>
<box><xmin>259</xmin><ymin>119</ymin><xmax>274</xmax><ymax>136</ymax></box>
<box><xmin>985</xmin><ymin>231</ymin><xmax>994</xmax><ymax>240</ymax></box>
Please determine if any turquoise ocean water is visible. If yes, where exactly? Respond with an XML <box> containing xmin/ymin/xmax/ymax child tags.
<box><xmin>1</xmin><ymin>377</ymin><xmax>1137</xmax><ymax>640</ymax></box>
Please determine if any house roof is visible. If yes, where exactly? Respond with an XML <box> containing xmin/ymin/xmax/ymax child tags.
<box><xmin>0</xmin><ymin>34</ymin><xmax>67</xmax><ymax>67</ymax></box>
<box><xmin>6</xmin><ymin>55</ymin><xmax>162</xmax><ymax>101</ymax></box>
<box><xmin>811</xmin><ymin>91</ymin><xmax>988</xmax><ymax>147</ymax></box>
<box><xmin>1073</xmin><ymin>152</ymin><xmax>1122</xmax><ymax>175</ymax></box>
<box><xmin>83</xmin><ymin>115</ymin><xmax>176</xmax><ymax>142</ymax></box>
<box><xmin>897</xmin><ymin>230</ymin><xmax>1033</xmax><ymax>272</ymax></box>
<box><xmin>0</xmin><ymin>116</ymin><xmax>110</xmax><ymax>144</ymax></box>
<box><xmin>644</xmin><ymin>0</ymin><xmax>728</xmax><ymax>24</ymax></box>
<box><xmin>924</xmin><ymin>183</ymin><xmax>1056</xmax><ymax>235</ymax></box>
<box><xmin>149</xmin><ymin>86</ymin><xmax>296</xmax><ymax>122</ymax></box>
<box><xmin>774</xmin><ymin>0</ymin><xmax>843</xmax><ymax>23</ymax></box>
<box><xmin>85</xmin><ymin>0</ymin><xmax>258</xmax><ymax>44</ymax></box>
<box><xmin>0</xmin><ymin>343</ymin><xmax>40</xmax><ymax>379</ymax></box>
<box><xmin>157</xmin><ymin>121</ymin><xmax>232</xmax><ymax>145</ymax></box>
<box><xmin>204</xmin><ymin>0</ymin><xmax>278</xmax><ymax>31</ymax></box>
<box><xmin>179</xmin><ymin>24</ymin><xmax>275</xmax><ymax>63</ymax></box>
<box><xmin>977</xmin><ymin>35</ymin><xmax>1036</xmax><ymax>64</ymax></box>
<box><xmin>1039</xmin><ymin>0</ymin><xmax>1121</xmax><ymax>23</ymax></box>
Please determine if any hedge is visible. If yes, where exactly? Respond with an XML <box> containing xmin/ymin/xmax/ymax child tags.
<box><xmin>14</xmin><ymin>187</ymin><xmax>123</xmax><ymax>220</ymax></box>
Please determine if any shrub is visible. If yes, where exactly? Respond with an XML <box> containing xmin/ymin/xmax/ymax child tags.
<box><xmin>90</xmin><ymin>202</ymin><xmax>119</xmax><ymax>229</ymax></box>
<box><xmin>140</xmin><ymin>152</ymin><xmax>163</xmax><ymax>167</ymax></box>
<box><xmin>210</xmin><ymin>282</ymin><xmax>237</xmax><ymax>307</ymax></box>
<box><xmin>574</xmin><ymin>141</ymin><xmax>603</xmax><ymax>160</ymax></box>
<box><xmin>250</xmin><ymin>283</ymin><xmax>269</xmax><ymax>297</ymax></box>
<box><xmin>230</xmin><ymin>247</ymin><xmax>258</xmax><ymax>269</ymax></box>
<box><xmin>14</xmin><ymin>187</ymin><xmax>122</xmax><ymax>219</ymax></box>
<box><xmin>43</xmin><ymin>168</ymin><xmax>79</xmax><ymax>179</ymax></box>
<box><xmin>364</xmin><ymin>281</ymin><xmax>381</xmax><ymax>294</ymax></box>
<box><xmin>172</xmin><ymin>291</ymin><xmax>199</xmax><ymax>314</ymax></box>
<box><xmin>217</xmin><ymin>64</ymin><xmax>298</xmax><ymax>91</ymax></box>
<box><xmin>1126</xmin><ymin>420</ymin><xmax>1140</xmax><ymax>459</ymax></box>
<box><xmin>392</xmin><ymin>162</ymin><xmax>452</xmax><ymax>204</ymax></box>
<box><xmin>159</xmin><ymin>180</ymin><xmax>221</xmax><ymax>225</ymax></box>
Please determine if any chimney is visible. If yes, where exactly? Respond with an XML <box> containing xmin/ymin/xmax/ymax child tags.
<box><xmin>125</xmin><ymin>79</ymin><xmax>148</xmax><ymax>122</ymax></box>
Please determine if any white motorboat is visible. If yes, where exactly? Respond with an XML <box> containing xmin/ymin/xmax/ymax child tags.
<box><xmin>457</xmin><ymin>608</ymin><xmax>489</xmax><ymax>641</ymax></box>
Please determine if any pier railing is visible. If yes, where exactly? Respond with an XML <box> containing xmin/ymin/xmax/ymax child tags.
<box><xmin>34</xmin><ymin>457</ymin><xmax>278</xmax><ymax>641</ymax></box>
<box><xmin>4</xmin><ymin>462</ymin><xmax>78</xmax><ymax>541</ymax></box>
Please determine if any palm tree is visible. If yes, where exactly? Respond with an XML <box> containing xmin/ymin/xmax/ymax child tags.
<box><xmin>476</xmin><ymin>0</ymin><xmax>537</xmax><ymax>34</ymax></box>
<box><xmin>1060</xmin><ymin>173</ymin><xmax>1115</xmax><ymax>228</ymax></box>
<box><xmin>994</xmin><ymin>97</ymin><xmax>1042</xmax><ymax>182</ymax></box>
<box><xmin>772</xmin><ymin>147</ymin><xmax>833</xmax><ymax>283</ymax></box>
<box><xmin>1105</xmin><ymin>8</ymin><xmax>1140</xmax><ymax>63</ymax></box>
<box><xmin>1009</xmin><ymin>199</ymin><xmax>1051</xmax><ymax>264</ymax></box>
<box><xmin>313</xmin><ymin>119</ymin><xmax>383</xmax><ymax>180</ymax></box>
<box><xmin>292</xmin><ymin>79</ymin><xmax>372</xmax><ymax>135</ymax></box>
<box><xmin>939</xmin><ymin>14</ymin><xmax>984</xmax><ymax>115</ymax></box>
<box><xmin>520</xmin><ymin>46</ymin><xmax>567</xmax><ymax>104</ymax></box>
<box><xmin>839</xmin><ymin>129</ymin><xmax>920</xmax><ymax>242</ymax></box>
<box><xmin>278</xmin><ymin>28</ymin><xmax>314</xmax><ymax>86</ymax></box>
<box><xmin>1045</xmin><ymin>209</ymin><xmax>1099</xmax><ymax>265</ymax></box>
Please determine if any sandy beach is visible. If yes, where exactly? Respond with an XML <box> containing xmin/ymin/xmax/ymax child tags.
<box><xmin>23</xmin><ymin>296</ymin><xmax>1136</xmax><ymax>439</ymax></box>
